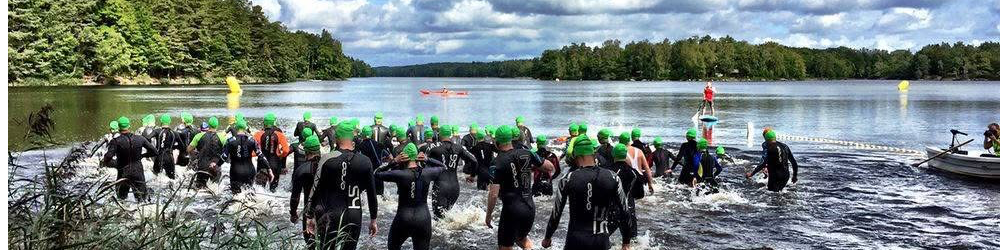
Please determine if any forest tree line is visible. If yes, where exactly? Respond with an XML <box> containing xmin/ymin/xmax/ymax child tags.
<box><xmin>375</xmin><ymin>36</ymin><xmax>1000</xmax><ymax>81</ymax></box>
<box><xmin>8</xmin><ymin>0</ymin><xmax>374</xmax><ymax>86</ymax></box>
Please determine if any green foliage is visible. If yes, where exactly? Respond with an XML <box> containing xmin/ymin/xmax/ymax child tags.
<box><xmin>8</xmin><ymin>0</ymin><xmax>372</xmax><ymax>85</ymax></box>
<box><xmin>376</xmin><ymin>36</ymin><xmax>999</xmax><ymax>80</ymax></box>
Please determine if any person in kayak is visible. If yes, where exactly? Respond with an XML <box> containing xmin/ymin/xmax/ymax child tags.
<box><xmin>371</xmin><ymin>112</ymin><xmax>392</xmax><ymax>153</ymax></box>
<box><xmin>595</xmin><ymin>129</ymin><xmax>614</xmax><ymax>165</ymax></box>
<box><xmin>289</xmin><ymin>135</ymin><xmax>321</xmax><ymax>245</ymax></box>
<box><xmin>320</xmin><ymin>116</ymin><xmax>338</xmax><ymax>148</ymax></box>
<box><xmin>175</xmin><ymin>113</ymin><xmax>195</xmax><ymax>168</ymax></box>
<box><xmin>514</xmin><ymin>116</ymin><xmax>534</xmax><ymax>150</ymax></box>
<box><xmin>699</xmin><ymin>81</ymin><xmax>716</xmax><ymax>116</ymax></box>
<box><xmin>466</xmin><ymin>131</ymin><xmax>496</xmax><ymax>190</ymax></box>
<box><xmin>486</xmin><ymin>125</ymin><xmax>554</xmax><ymax>250</ymax></box>
<box><xmin>650</xmin><ymin>137</ymin><xmax>677</xmax><ymax>178</ymax></box>
<box><xmin>631</xmin><ymin>128</ymin><xmax>656</xmax><ymax>168</ymax></box>
<box><xmin>542</xmin><ymin>136</ymin><xmax>628</xmax><ymax>250</ymax></box>
<box><xmin>103</xmin><ymin>116</ymin><xmax>158</xmax><ymax>201</ymax></box>
<box><xmin>429</xmin><ymin>116</ymin><xmax>441</xmax><ymax>142</ymax></box>
<box><xmin>692</xmin><ymin>138</ymin><xmax>723</xmax><ymax>191</ymax></box>
<box><xmin>407</xmin><ymin>115</ymin><xmax>427</xmax><ymax>144</ymax></box>
<box><xmin>222</xmin><ymin>120</ymin><xmax>265</xmax><ymax>194</ymax></box>
<box><xmin>670</xmin><ymin>128</ymin><xmax>700</xmax><ymax>186</ymax></box>
<box><xmin>746</xmin><ymin>130</ymin><xmax>799</xmax><ymax>192</ymax></box>
<box><xmin>604</xmin><ymin>143</ymin><xmax>643</xmax><ymax>250</ymax></box>
<box><xmin>984</xmin><ymin>123</ymin><xmax>999</xmax><ymax>156</ymax></box>
<box><xmin>462</xmin><ymin>124</ymin><xmax>479</xmax><ymax>149</ymax></box>
<box><xmin>306</xmin><ymin>121</ymin><xmax>379</xmax><ymax>250</ymax></box>
<box><xmin>225</xmin><ymin>112</ymin><xmax>251</xmax><ymax>137</ymax></box>
<box><xmin>294</xmin><ymin>112</ymin><xmax>319</xmax><ymax>143</ymax></box>
<box><xmin>532</xmin><ymin>135</ymin><xmax>561</xmax><ymax>196</ymax></box>
<box><xmin>619</xmin><ymin>132</ymin><xmax>655</xmax><ymax>194</ymax></box>
<box><xmin>377</xmin><ymin>143</ymin><xmax>446</xmax><ymax>250</ymax></box>
<box><xmin>150</xmin><ymin>114</ymin><xmax>181</xmax><ymax>179</ymax></box>
<box><xmin>187</xmin><ymin>117</ymin><xmax>226</xmax><ymax>189</ymax></box>
<box><xmin>94</xmin><ymin>120</ymin><xmax>119</xmax><ymax>166</ymax></box>
<box><xmin>427</xmin><ymin>126</ymin><xmax>478</xmax><ymax>218</ymax></box>
<box><xmin>562</xmin><ymin>123</ymin><xmax>582</xmax><ymax>172</ymax></box>
<box><xmin>253</xmin><ymin>113</ymin><xmax>291</xmax><ymax>192</ymax></box>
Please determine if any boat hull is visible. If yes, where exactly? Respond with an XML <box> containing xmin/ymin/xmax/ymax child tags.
<box><xmin>925</xmin><ymin>147</ymin><xmax>1000</xmax><ymax>179</ymax></box>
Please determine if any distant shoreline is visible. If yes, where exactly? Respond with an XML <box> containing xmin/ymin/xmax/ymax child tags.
<box><xmin>7</xmin><ymin>76</ymin><xmax>345</xmax><ymax>88</ymax></box>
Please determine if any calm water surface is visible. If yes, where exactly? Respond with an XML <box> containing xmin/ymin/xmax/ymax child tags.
<box><xmin>8</xmin><ymin>78</ymin><xmax>1000</xmax><ymax>249</ymax></box>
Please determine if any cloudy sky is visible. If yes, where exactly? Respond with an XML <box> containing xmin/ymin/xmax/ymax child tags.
<box><xmin>251</xmin><ymin>0</ymin><xmax>1000</xmax><ymax>66</ymax></box>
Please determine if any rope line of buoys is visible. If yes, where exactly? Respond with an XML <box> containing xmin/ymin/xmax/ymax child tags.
<box><xmin>776</xmin><ymin>134</ymin><xmax>922</xmax><ymax>155</ymax></box>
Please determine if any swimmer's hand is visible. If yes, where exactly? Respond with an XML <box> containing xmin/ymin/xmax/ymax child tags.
<box><xmin>485</xmin><ymin>216</ymin><xmax>493</xmax><ymax>229</ymax></box>
<box><xmin>368</xmin><ymin>220</ymin><xmax>378</xmax><ymax>236</ymax></box>
<box><xmin>744</xmin><ymin>172</ymin><xmax>752</xmax><ymax>179</ymax></box>
<box><xmin>304</xmin><ymin>218</ymin><xmax>316</xmax><ymax>237</ymax></box>
<box><xmin>542</xmin><ymin>238</ymin><xmax>552</xmax><ymax>248</ymax></box>
<box><xmin>465</xmin><ymin>175</ymin><xmax>476</xmax><ymax>183</ymax></box>
<box><xmin>290</xmin><ymin>211</ymin><xmax>298</xmax><ymax>223</ymax></box>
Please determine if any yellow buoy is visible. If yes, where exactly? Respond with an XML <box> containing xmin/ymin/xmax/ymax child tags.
<box><xmin>897</xmin><ymin>80</ymin><xmax>909</xmax><ymax>91</ymax></box>
<box><xmin>226</xmin><ymin>76</ymin><xmax>242</xmax><ymax>93</ymax></box>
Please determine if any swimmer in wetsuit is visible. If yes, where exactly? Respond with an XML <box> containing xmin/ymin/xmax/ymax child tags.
<box><xmin>150</xmin><ymin>114</ymin><xmax>181</xmax><ymax>179</ymax></box>
<box><xmin>427</xmin><ymin>126</ymin><xmax>478</xmax><ymax>218</ymax></box>
<box><xmin>102</xmin><ymin>116</ymin><xmax>158</xmax><ymax>201</ymax></box>
<box><xmin>542</xmin><ymin>136</ymin><xmax>628</xmax><ymax>250</ymax></box>
<box><xmin>376</xmin><ymin>143</ymin><xmax>447</xmax><ymax>250</ymax></box>
<box><xmin>485</xmin><ymin>125</ymin><xmax>554</xmax><ymax>250</ymax></box>
<box><xmin>602</xmin><ymin>143</ymin><xmax>644</xmax><ymax>250</ymax></box>
<box><xmin>670</xmin><ymin>128</ymin><xmax>700</xmax><ymax>186</ymax></box>
<box><xmin>187</xmin><ymin>117</ymin><xmax>226</xmax><ymax>188</ymax></box>
<box><xmin>466</xmin><ymin>131</ymin><xmax>497</xmax><ymax>190</ymax></box>
<box><xmin>221</xmin><ymin>120</ymin><xmax>265</xmax><ymax>194</ymax></box>
<box><xmin>289</xmin><ymin>135</ymin><xmax>321</xmax><ymax>245</ymax></box>
<box><xmin>305</xmin><ymin>121</ymin><xmax>378</xmax><ymax>250</ymax></box>
<box><xmin>746</xmin><ymin>130</ymin><xmax>799</xmax><ymax>192</ymax></box>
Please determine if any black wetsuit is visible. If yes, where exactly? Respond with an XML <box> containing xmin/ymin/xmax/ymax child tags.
<box><xmin>671</xmin><ymin>140</ymin><xmax>698</xmax><ymax>185</ymax></box>
<box><xmin>309</xmin><ymin>149</ymin><xmax>378</xmax><ymax>250</ymax></box>
<box><xmin>357</xmin><ymin>138</ymin><xmax>389</xmax><ymax>195</ymax></box>
<box><xmin>407</xmin><ymin>125</ymin><xmax>426</xmax><ymax>145</ymax></box>
<box><xmin>376</xmin><ymin>159</ymin><xmax>446</xmax><ymax>250</ymax></box>
<box><xmin>532</xmin><ymin>148</ymin><xmax>560</xmax><ymax>196</ymax></box>
<box><xmin>545</xmin><ymin>166</ymin><xmax>628</xmax><ymax>250</ymax></box>
<box><xmin>222</xmin><ymin>134</ymin><xmax>262</xmax><ymax>194</ymax></box>
<box><xmin>596</xmin><ymin>142</ymin><xmax>614</xmax><ymax>166</ymax></box>
<box><xmin>418</xmin><ymin>141</ymin><xmax>438</xmax><ymax>153</ymax></box>
<box><xmin>602</xmin><ymin>161</ymin><xmax>642</xmax><ymax>246</ymax></box>
<box><xmin>461</xmin><ymin>133</ymin><xmax>476</xmax><ymax>149</ymax></box>
<box><xmin>294</xmin><ymin>121</ymin><xmax>319</xmax><ymax>142</ymax></box>
<box><xmin>150</xmin><ymin>127</ymin><xmax>181</xmax><ymax>179</ymax></box>
<box><xmin>427</xmin><ymin>141</ymin><xmax>478</xmax><ymax>218</ymax></box>
<box><xmin>258</xmin><ymin>127</ymin><xmax>287</xmax><ymax>191</ymax></box>
<box><xmin>490</xmin><ymin>148</ymin><xmax>545</xmax><ymax>247</ymax></box>
<box><xmin>694</xmin><ymin>151</ymin><xmax>723</xmax><ymax>188</ymax></box>
<box><xmin>467</xmin><ymin>140</ymin><xmax>496</xmax><ymax>190</ymax></box>
<box><xmin>513</xmin><ymin>126</ymin><xmax>533</xmax><ymax>150</ymax></box>
<box><xmin>651</xmin><ymin>147</ymin><xmax>676</xmax><ymax>178</ymax></box>
<box><xmin>194</xmin><ymin>131</ymin><xmax>224</xmax><ymax>188</ymax></box>
<box><xmin>102</xmin><ymin>132</ymin><xmax>157</xmax><ymax>201</ymax></box>
<box><xmin>290</xmin><ymin>154</ymin><xmax>318</xmax><ymax>244</ymax></box>
<box><xmin>320</xmin><ymin>127</ymin><xmax>337</xmax><ymax>148</ymax></box>
<box><xmin>175</xmin><ymin>124</ymin><xmax>195</xmax><ymax>167</ymax></box>
<box><xmin>632</xmin><ymin>140</ymin><xmax>654</xmax><ymax>167</ymax></box>
<box><xmin>751</xmin><ymin>142</ymin><xmax>799</xmax><ymax>192</ymax></box>
<box><xmin>371</xmin><ymin>124</ymin><xmax>392</xmax><ymax>151</ymax></box>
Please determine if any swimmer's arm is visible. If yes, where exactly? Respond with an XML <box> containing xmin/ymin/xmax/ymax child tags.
<box><xmin>102</xmin><ymin>140</ymin><xmax>118</xmax><ymax>166</ymax></box>
<box><xmin>784</xmin><ymin>144</ymin><xmax>799</xmax><ymax>181</ymax></box>
<box><xmin>544</xmin><ymin>178</ymin><xmax>569</xmax><ymax>239</ymax></box>
<box><xmin>485</xmin><ymin>184</ymin><xmax>499</xmax><ymax>227</ymax></box>
<box><xmin>364</xmin><ymin>167</ymin><xmax>378</xmax><ymax>220</ymax></box>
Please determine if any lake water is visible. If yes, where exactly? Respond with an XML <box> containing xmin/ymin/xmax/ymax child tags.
<box><xmin>8</xmin><ymin>78</ymin><xmax>1000</xmax><ymax>249</ymax></box>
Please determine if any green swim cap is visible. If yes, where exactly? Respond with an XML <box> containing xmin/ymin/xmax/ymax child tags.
<box><xmin>686</xmin><ymin>128</ymin><xmax>698</xmax><ymax>138</ymax></box>
<box><xmin>598</xmin><ymin>129</ymin><xmax>611</xmax><ymax>140</ymax></box>
<box><xmin>302</xmin><ymin>127</ymin><xmax>314</xmax><ymax>137</ymax></box>
<box><xmin>110</xmin><ymin>120</ymin><xmax>119</xmax><ymax>131</ymax></box>
<box><xmin>494</xmin><ymin>125</ymin><xmax>515</xmax><ymax>145</ymax></box>
<box><xmin>430</xmin><ymin>116</ymin><xmax>440</xmax><ymax>125</ymax></box>
<box><xmin>631</xmin><ymin>128</ymin><xmax>641</xmax><ymax>139</ymax></box>
<box><xmin>578</xmin><ymin>122</ymin><xmax>588</xmax><ymax>134</ymax></box>
<box><xmin>716</xmin><ymin>146</ymin><xmax>726</xmax><ymax>155</ymax></box>
<box><xmin>395</xmin><ymin>127</ymin><xmax>407</xmax><ymax>139</ymax></box>
<box><xmin>208</xmin><ymin>117</ymin><xmax>219</xmax><ymax>129</ymax></box>
<box><xmin>303</xmin><ymin>112</ymin><xmax>312</xmax><ymax>121</ymax></box>
<box><xmin>569</xmin><ymin>123</ymin><xmax>579</xmax><ymax>133</ymax></box>
<box><xmin>516</xmin><ymin>116</ymin><xmax>525</xmax><ymax>125</ymax></box>
<box><xmin>142</xmin><ymin>114</ymin><xmax>155</xmax><ymax>127</ymax></box>
<box><xmin>618</xmin><ymin>132</ymin><xmax>631</xmax><ymax>144</ymax></box>
<box><xmin>265</xmin><ymin>113</ymin><xmax>277</xmax><ymax>126</ymax></box>
<box><xmin>336</xmin><ymin>121</ymin><xmax>355</xmax><ymax>140</ymax></box>
<box><xmin>304</xmin><ymin>135</ymin><xmax>321</xmax><ymax>152</ymax></box>
<box><xmin>235</xmin><ymin>112</ymin><xmax>245</xmax><ymax>122</ymax></box>
<box><xmin>181</xmin><ymin>113</ymin><xmax>193</xmax><ymax>124</ymax></box>
<box><xmin>765</xmin><ymin>130</ymin><xmax>777</xmax><ymax>141</ymax></box>
<box><xmin>235</xmin><ymin>120</ymin><xmax>248</xmax><ymax>130</ymax></box>
<box><xmin>117</xmin><ymin>116</ymin><xmax>131</xmax><ymax>129</ymax></box>
<box><xmin>697</xmin><ymin>138</ymin><xmax>708</xmax><ymax>150</ymax></box>
<box><xmin>409</xmin><ymin>120</ymin><xmax>416</xmax><ymax>127</ymax></box>
<box><xmin>475</xmin><ymin>131</ymin><xmax>485</xmax><ymax>141</ymax></box>
<box><xmin>374</xmin><ymin>112</ymin><xmax>383</xmax><ymax>120</ymax></box>
<box><xmin>404</xmin><ymin>143</ymin><xmax>418</xmax><ymax>160</ymax></box>
<box><xmin>389</xmin><ymin>124</ymin><xmax>399</xmax><ymax>133</ymax></box>
<box><xmin>484</xmin><ymin>125</ymin><xmax>494</xmax><ymax>135</ymax></box>
<box><xmin>653</xmin><ymin>137</ymin><xmax>663</xmax><ymax>147</ymax></box>
<box><xmin>536</xmin><ymin>135</ymin><xmax>548</xmax><ymax>147</ymax></box>
<box><xmin>159</xmin><ymin>114</ymin><xmax>171</xmax><ymax>126</ymax></box>
<box><xmin>330</xmin><ymin>116</ymin><xmax>338</xmax><ymax>126</ymax></box>
<box><xmin>573</xmin><ymin>136</ymin><xmax>595</xmax><ymax>156</ymax></box>
<box><xmin>613</xmin><ymin>143</ymin><xmax>628</xmax><ymax>160</ymax></box>
<box><xmin>362</xmin><ymin>126</ymin><xmax>373</xmax><ymax>138</ymax></box>
<box><xmin>469</xmin><ymin>123</ymin><xmax>479</xmax><ymax>133</ymax></box>
<box><xmin>440</xmin><ymin>125</ymin><xmax>453</xmax><ymax>138</ymax></box>
<box><xmin>424</xmin><ymin>129</ymin><xmax>434</xmax><ymax>140</ymax></box>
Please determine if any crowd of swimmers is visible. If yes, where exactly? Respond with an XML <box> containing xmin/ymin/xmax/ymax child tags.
<box><xmin>99</xmin><ymin>111</ymin><xmax>802</xmax><ymax>250</ymax></box>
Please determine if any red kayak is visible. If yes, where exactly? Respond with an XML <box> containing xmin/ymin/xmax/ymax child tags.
<box><xmin>420</xmin><ymin>89</ymin><xmax>468</xmax><ymax>97</ymax></box>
